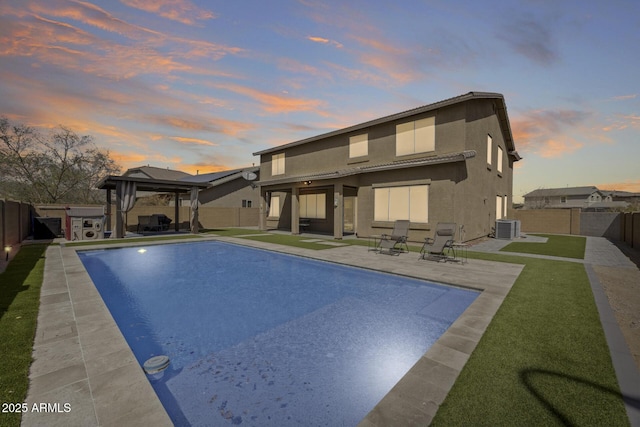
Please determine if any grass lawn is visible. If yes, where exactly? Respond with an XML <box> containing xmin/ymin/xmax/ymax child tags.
<box><xmin>500</xmin><ymin>233</ymin><xmax>587</xmax><ymax>259</ymax></box>
<box><xmin>431</xmin><ymin>250</ymin><xmax>628</xmax><ymax>426</ymax></box>
<box><xmin>0</xmin><ymin>244</ymin><xmax>48</xmax><ymax>427</ymax></box>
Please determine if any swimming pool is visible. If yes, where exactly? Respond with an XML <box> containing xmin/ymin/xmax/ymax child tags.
<box><xmin>78</xmin><ymin>240</ymin><xmax>478</xmax><ymax>426</ymax></box>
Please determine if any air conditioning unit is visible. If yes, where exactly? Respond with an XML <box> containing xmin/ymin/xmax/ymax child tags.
<box><xmin>496</xmin><ymin>219</ymin><xmax>521</xmax><ymax>239</ymax></box>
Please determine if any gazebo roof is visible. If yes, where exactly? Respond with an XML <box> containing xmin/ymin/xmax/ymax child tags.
<box><xmin>97</xmin><ymin>175</ymin><xmax>210</xmax><ymax>193</ymax></box>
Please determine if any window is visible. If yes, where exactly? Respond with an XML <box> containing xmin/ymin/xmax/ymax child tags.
<box><xmin>268</xmin><ymin>195</ymin><xmax>280</xmax><ymax>217</ymax></box>
<box><xmin>242</xmin><ymin>200</ymin><xmax>247</xmax><ymax>208</ymax></box>
<box><xmin>349</xmin><ymin>133</ymin><xmax>368</xmax><ymax>158</ymax></box>
<box><xmin>497</xmin><ymin>146</ymin><xmax>503</xmax><ymax>173</ymax></box>
<box><xmin>487</xmin><ymin>135</ymin><xmax>492</xmax><ymax>165</ymax></box>
<box><xmin>299</xmin><ymin>193</ymin><xmax>326</xmax><ymax>219</ymax></box>
<box><xmin>560</xmin><ymin>196</ymin><xmax>567</xmax><ymax>204</ymax></box>
<box><xmin>396</xmin><ymin>117</ymin><xmax>435</xmax><ymax>156</ymax></box>
<box><xmin>503</xmin><ymin>195</ymin><xmax>508</xmax><ymax>218</ymax></box>
<box><xmin>272</xmin><ymin>153</ymin><xmax>285</xmax><ymax>176</ymax></box>
<box><xmin>496</xmin><ymin>195</ymin><xmax>503</xmax><ymax>220</ymax></box>
<box><xmin>247</xmin><ymin>200</ymin><xmax>252</xmax><ymax>208</ymax></box>
<box><xmin>374</xmin><ymin>185</ymin><xmax>428</xmax><ymax>223</ymax></box>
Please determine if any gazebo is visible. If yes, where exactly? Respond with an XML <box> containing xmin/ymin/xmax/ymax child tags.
<box><xmin>97</xmin><ymin>175</ymin><xmax>210</xmax><ymax>238</ymax></box>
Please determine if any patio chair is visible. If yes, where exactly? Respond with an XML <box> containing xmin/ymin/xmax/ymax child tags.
<box><xmin>420</xmin><ymin>222</ymin><xmax>456</xmax><ymax>261</ymax></box>
<box><xmin>378</xmin><ymin>220</ymin><xmax>410</xmax><ymax>255</ymax></box>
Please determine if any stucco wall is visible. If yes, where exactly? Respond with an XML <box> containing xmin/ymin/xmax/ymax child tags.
<box><xmin>1</xmin><ymin>200</ymin><xmax>33</xmax><ymax>247</ymax></box>
<box><xmin>34</xmin><ymin>204</ymin><xmax>258</xmax><ymax>236</ymax></box>
<box><xmin>121</xmin><ymin>205</ymin><xmax>258</xmax><ymax>231</ymax></box>
<box><xmin>581</xmin><ymin>212</ymin><xmax>623</xmax><ymax>239</ymax></box>
<box><xmin>511</xmin><ymin>209</ymin><xmax>580</xmax><ymax>235</ymax></box>
<box><xmin>198</xmin><ymin>179</ymin><xmax>259</xmax><ymax>208</ymax></box>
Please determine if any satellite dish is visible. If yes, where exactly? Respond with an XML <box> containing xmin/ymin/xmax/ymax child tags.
<box><xmin>241</xmin><ymin>171</ymin><xmax>257</xmax><ymax>181</ymax></box>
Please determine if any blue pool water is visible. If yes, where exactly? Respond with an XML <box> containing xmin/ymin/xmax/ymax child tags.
<box><xmin>78</xmin><ymin>241</ymin><xmax>478</xmax><ymax>426</ymax></box>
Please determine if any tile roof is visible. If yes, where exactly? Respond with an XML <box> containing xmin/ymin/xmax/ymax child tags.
<box><xmin>123</xmin><ymin>165</ymin><xmax>192</xmax><ymax>181</ymax></box>
<box><xmin>258</xmin><ymin>150</ymin><xmax>476</xmax><ymax>186</ymax></box>
<box><xmin>180</xmin><ymin>166</ymin><xmax>259</xmax><ymax>184</ymax></box>
<box><xmin>523</xmin><ymin>186</ymin><xmax>599</xmax><ymax>198</ymax></box>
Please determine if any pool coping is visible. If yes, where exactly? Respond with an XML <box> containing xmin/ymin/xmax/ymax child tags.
<box><xmin>22</xmin><ymin>235</ymin><xmax>524</xmax><ymax>426</ymax></box>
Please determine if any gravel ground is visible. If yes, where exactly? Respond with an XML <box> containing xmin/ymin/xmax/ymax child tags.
<box><xmin>593</xmin><ymin>244</ymin><xmax>640</xmax><ymax>371</ymax></box>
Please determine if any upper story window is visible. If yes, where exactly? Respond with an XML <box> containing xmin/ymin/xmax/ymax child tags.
<box><xmin>487</xmin><ymin>135</ymin><xmax>492</xmax><ymax>166</ymax></box>
<box><xmin>396</xmin><ymin>116</ymin><xmax>435</xmax><ymax>157</ymax></box>
<box><xmin>560</xmin><ymin>196</ymin><xmax>567</xmax><ymax>203</ymax></box>
<box><xmin>497</xmin><ymin>145</ymin><xmax>503</xmax><ymax>174</ymax></box>
<box><xmin>272</xmin><ymin>153</ymin><xmax>285</xmax><ymax>176</ymax></box>
<box><xmin>349</xmin><ymin>133</ymin><xmax>368</xmax><ymax>158</ymax></box>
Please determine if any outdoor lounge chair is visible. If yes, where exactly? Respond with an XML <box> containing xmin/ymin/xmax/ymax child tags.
<box><xmin>378</xmin><ymin>220</ymin><xmax>410</xmax><ymax>255</ymax></box>
<box><xmin>420</xmin><ymin>222</ymin><xmax>456</xmax><ymax>261</ymax></box>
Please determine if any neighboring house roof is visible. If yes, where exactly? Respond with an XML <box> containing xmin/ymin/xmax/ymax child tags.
<box><xmin>523</xmin><ymin>186</ymin><xmax>600</xmax><ymax>198</ymax></box>
<box><xmin>180</xmin><ymin>166</ymin><xmax>259</xmax><ymax>187</ymax></box>
<box><xmin>123</xmin><ymin>165</ymin><xmax>192</xmax><ymax>181</ymax></box>
<box><xmin>605</xmin><ymin>190</ymin><xmax>640</xmax><ymax>198</ymax></box>
<box><xmin>253</xmin><ymin>92</ymin><xmax>520</xmax><ymax>160</ymax></box>
<box><xmin>259</xmin><ymin>150</ymin><xmax>476</xmax><ymax>186</ymax></box>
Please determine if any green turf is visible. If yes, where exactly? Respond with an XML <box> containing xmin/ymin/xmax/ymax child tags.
<box><xmin>431</xmin><ymin>251</ymin><xmax>628</xmax><ymax>426</ymax></box>
<box><xmin>0</xmin><ymin>244</ymin><xmax>49</xmax><ymax>427</ymax></box>
<box><xmin>500</xmin><ymin>234</ymin><xmax>586</xmax><ymax>259</ymax></box>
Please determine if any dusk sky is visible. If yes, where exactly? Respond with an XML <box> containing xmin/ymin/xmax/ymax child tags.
<box><xmin>1</xmin><ymin>0</ymin><xmax>638</xmax><ymax>202</ymax></box>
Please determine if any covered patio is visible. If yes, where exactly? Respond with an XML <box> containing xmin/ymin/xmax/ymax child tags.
<box><xmin>97</xmin><ymin>175</ymin><xmax>210</xmax><ymax>238</ymax></box>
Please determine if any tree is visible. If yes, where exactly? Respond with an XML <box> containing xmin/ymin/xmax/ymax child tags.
<box><xmin>0</xmin><ymin>117</ymin><xmax>121</xmax><ymax>204</ymax></box>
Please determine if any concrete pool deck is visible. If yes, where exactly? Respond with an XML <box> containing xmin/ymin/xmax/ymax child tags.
<box><xmin>19</xmin><ymin>234</ymin><xmax>637</xmax><ymax>426</ymax></box>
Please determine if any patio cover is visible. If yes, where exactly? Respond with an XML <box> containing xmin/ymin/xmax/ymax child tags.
<box><xmin>97</xmin><ymin>175</ymin><xmax>210</xmax><ymax>238</ymax></box>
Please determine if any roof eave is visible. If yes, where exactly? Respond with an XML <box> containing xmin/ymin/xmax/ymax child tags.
<box><xmin>256</xmin><ymin>150</ymin><xmax>475</xmax><ymax>186</ymax></box>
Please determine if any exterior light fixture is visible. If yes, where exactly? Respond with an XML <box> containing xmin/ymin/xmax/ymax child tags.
<box><xmin>5</xmin><ymin>246</ymin><xmax>11</xmax><ymax>261</ymax></box>
<box><xmin>303</xmin><ymin>180</ymin><xmax>312</xmax><ymax>185</ymax></box>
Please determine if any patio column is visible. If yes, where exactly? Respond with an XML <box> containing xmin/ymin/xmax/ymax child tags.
<box><xmin>333</xmin><ymin>183</ymin><xmax>343</xmax><ymax>240</ymax></box>
<box><xmin>115</xmin><ymin>181</ymin><xmax>124</xmax><ymax>238</ymax></box>
<box><xmin>174</xmin><ymin>192</ymin><xmax>180</xmax><ymax>232</ymax></box>
<box><xmin>190</xmin><ymin>186</ymin><xmax>199</xmax><ymax>234</ymax></box>
<box><xmin>291</xmin><ymin>186</ymin><xmax>300</xmax><ymax>235</ymax></box>
<box><xmin>105</xmin><ymin>189</ymin><xmax>112</xmax><ymax>232</ymax></box>
<box><xmin>259</xmin><ymin>188</ymin><xmax>267</xmax><ymax>231</ymax></box>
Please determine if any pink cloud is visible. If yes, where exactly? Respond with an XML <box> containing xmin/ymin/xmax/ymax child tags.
<box><xmin>511</xmin><ymin>109</ymin><xmax>593</xmax><ymax>158</ymax></box>
<box><xmin>307</xmin><ymin>35</ymin><xmax>343</xmax><ymax>48</ymax></box>
<box><xmin>1</xmin><ymin>1</ymin><xmax>242</xmax><ymax>81</ymax></box>
<box><xmin>598</xmin><ymin>180</ymin><xmax>640</xmax><ymax>193</ymax></box>
<box><xmin>218</xmin><ymin>83</ymin><xmax>326</xmax><ymax>114</ymax></box>
<box><xmin>120</xmin><ymin>0</ymin><xmax>216</xmax><ymax>25</ymax></box>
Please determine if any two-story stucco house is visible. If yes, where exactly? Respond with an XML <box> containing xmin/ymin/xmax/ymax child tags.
<box><xmin>253</xmin><ymin>92</ymin><xmax>521</xmax><ymax>242</ymax></box>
